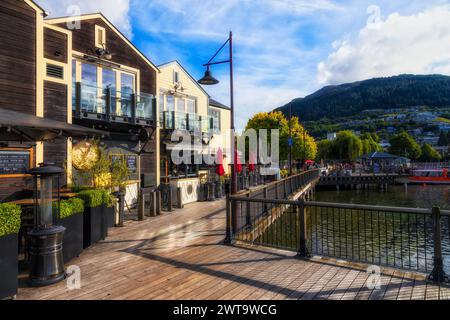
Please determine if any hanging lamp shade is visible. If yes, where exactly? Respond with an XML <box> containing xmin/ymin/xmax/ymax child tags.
<box><xmin>198</xmin><ymin>68</ymin><xmax>219</xmax><ymax>85</ymax></box>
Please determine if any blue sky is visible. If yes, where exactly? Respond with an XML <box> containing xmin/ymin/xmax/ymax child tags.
<box><xmin>37</xmin><ymin>0</ymin><xmax>450</xmax><ymax>129</ymax></box>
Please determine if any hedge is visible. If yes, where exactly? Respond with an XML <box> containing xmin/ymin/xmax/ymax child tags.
<box><xmin>77</xmin><ymin>189</ymin><xmax>114</xmax><ymax>208</ymax></box>
<box><xmin>0</xmin><ymin>203</ymin><xmax>21</xmax><ymax>237</ymax></box>
<box><xmin>59</xmin><ymin>198</ymin><xmax>85</xmax><ymax>219</ymax></box>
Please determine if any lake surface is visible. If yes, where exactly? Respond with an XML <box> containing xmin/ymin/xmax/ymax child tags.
<box><xmin>315</xmin><ymin>185</ymin><xmax>450</xmax><ymax>210</ymax></box>
<box><xmin>256</xmin><ymin>185</ymin><xmax>450</xmax><ymax>275</ymax></box>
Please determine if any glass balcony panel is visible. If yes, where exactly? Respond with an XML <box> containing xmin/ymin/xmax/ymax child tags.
<box><xmin>118</xmin><ymin>91</ymin><xmax>133</xmax><ymax>118</ymax></box>
<box><xmin>136</xmin><ymin>93</ymin><xmax>153</xmax><ymax>120</ymax></box>
<box><xmin>80</xmin><ymin>83</ymin><xmax>105</xmax><ymax>114</ymax></box>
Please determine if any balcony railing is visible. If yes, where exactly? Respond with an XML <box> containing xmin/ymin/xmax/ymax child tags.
<box><xmin>160</xmin><ymin>111</ymin><xmax>215</xmax><ymax>133</ymax></box>
<box><xmin>73</xmin><ymin>82</ymin><xmax>156</xmax><ymax>126</ymax></box>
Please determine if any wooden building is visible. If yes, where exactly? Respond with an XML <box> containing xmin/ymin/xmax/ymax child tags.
<box><xmin>0</xmin><ymin>1</ymin><xmax>159</xmax><ymax>204</ymax></box>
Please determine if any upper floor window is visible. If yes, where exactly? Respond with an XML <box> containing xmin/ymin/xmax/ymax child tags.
<box><xmin>95</xmin><ymin>25</ymin><xmax>106</xmax><ymax>48</ymax></box>
<box><xmin>173</xmin><ymin>71</ymin><xmax>179</xmax><ymax>83</ymax></box>
<box><xmin>186</xmin><ymin>99</ymin><xmax>196</xmax><ymax>114</ymax></box>
<box><xmin>208</xmin><ymin>107</ymin><xmax>221</xmax><ymax>133</ymax></box>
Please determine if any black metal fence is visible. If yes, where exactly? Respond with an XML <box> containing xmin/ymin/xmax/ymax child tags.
<box><xmin>227</xmin><ymin>195</ymin><xmax>450</xmax><ymax>282</ymax></box>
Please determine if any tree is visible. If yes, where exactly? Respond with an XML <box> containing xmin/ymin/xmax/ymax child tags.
<box><xmin>419</xmin><ymin>144</ymin><xmax>442</xmax><ymax>162</ymax></box>
<box><xmin>389</xmin><ymin>131</ymin><xmax>421</xmax><ymax>159</ymax></box>
<box><xmin>438</xmin><ymin>131</ymin><xmax>449</xmax><ymax>146</ymax></box>
<box><xmin>334</xmin><ymin>131</ymin><xmax>363</xmax><ymax>162</ymax></box>
<box><xmin>245</xmin><ymin>111</ymin><xmax>317</xmax><ymax>161</ymax></box>
<box><xmin>360</xmin><ymin>132</ymin><xmax>382</xmax><ymax>154</ymax></box>
<box><xmin>316</xmin><ymin>140</ymin><xmax>333</xmax><ymax>161</ymax></box>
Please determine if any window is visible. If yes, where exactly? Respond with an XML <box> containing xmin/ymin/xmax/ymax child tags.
<box><xmin>186</xmin><ymin>99</ymin><xmax>196</xmax><ymax>114</ymax></box>
<box><xmin>46</xmin><ymin>64</ymin><xmax>64</xmax><ymax>79</ymax></box>
<box><xmin>176</xmin><ymin>98</ymin><xmax>185</xmax><ymax>113</ymax></box>
<box><xmin>174</xmin><ymin>71</ymin><xmax>179</xmax><ymax>83</ymax></box>
<box><xmin>95</xmin><ymin>25</ymin><xmax>106</xmax><ymax>48</ymax></box>
<box><xmin>120</xmin><ymin>73</ymin><xmax>134</xmax><ymax>117</ymax></box>
<box><xmin>208</xmin><ymin>107</ymin><xmax>221</xmax><ymax>133</ymax></box>
<box><xmin>103</xmin><ymin>68</ymin><xmax>116</xmax><ymax>114</ymax></box>
<box><xmin>166</xmin><ymin>95</ymin><xmax>174</xmax><ymax>112</ymax></box>
<box><xmin>81</xmin><ymin>62</ymin><xmax>100</xmax><ymax>113</ymax></box>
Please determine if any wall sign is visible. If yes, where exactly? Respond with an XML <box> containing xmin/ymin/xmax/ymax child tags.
<box><xmin>126</xmin><ymin>155</ymin><xmax>137</xmax><ymax>173</ymax></box>
<box><xmin>0</xmin><ymin>149</ymin><xmax>32</xmax><ymax>176</ymax></box>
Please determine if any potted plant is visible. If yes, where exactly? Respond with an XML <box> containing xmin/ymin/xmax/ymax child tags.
<box><xmin>77</xmin><ymin>189</ymin><xmax>106</xmax><ymax>248</ymax></box>
<box><xmin>0</xmin><ymin>203</ymin><xmax>21</xmax><ymax>299</ymax></box>
<box><xmin>58</xmin><ymin>198</ymin><xmax>84</xmax><ymax>262</ymax></box>
<box><xmin>101</xmin><ymin>189</ymin><xmax>115</xmax><ymax>229</ymax></box>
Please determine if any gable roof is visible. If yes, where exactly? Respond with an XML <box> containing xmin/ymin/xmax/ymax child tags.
<box><xmin>158</xmin><ymin>60</ymin><xmax>210</xmax><ymax>98</ymax></box>
<box><xmin>209</xmin><ymin>98</ymin><xmax>230</xmax><ymax>110</ymax></box>
<box><xmin>44</xmin><ymin>13</ymin><xmax>159</xmax><ymax>72</ymax></box>
<box><xmin>361</xmin><ymin>151</ymin><xmax>399</xmax><ymax>160</ymax></box>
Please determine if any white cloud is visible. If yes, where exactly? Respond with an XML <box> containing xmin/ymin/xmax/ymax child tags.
<box><xmin>317</xmin><ymin>5</ymin><xmax>450</xmax><ymax>85</ymax></box>
<box><xmin>35</xmin><ymin>0</ymin><xmax>133</xmax><ymax>38</ymax></box>
<box><xmin>131</xmin><ymin>0</ymin><xmax>338</xmax><ymax>128</ymax></box>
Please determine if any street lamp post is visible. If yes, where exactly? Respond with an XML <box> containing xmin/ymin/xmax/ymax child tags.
<box><xmin>198</xmin><ymin>31</ymin><xmax>236</xmax><ymax>243</ymax></box>
<box><xmin>289</xmin><ymin>103</ymin><xmax>293</xmax><ymax>176</ymax></box>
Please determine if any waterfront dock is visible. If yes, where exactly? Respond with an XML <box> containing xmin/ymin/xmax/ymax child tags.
<box><xmin>17</xmin><ymin>200</ymin><xmax>450</xmax><ymax>300</ymax></box>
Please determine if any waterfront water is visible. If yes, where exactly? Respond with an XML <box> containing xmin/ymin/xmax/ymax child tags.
<box><xmin>315</xmin><ymin>185</ymin><xmax>450</xmax><ymax>210</ymax></box>
<box><xmin>256</xmin><ymin>185</ymin><xmax>450</xmax><ymax>274</ymax></box>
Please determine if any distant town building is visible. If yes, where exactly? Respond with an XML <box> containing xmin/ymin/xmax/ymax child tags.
<box><xmin>327</xmin><ymin>133</ymin><xmax>337</xmax><ymax>141</ymax></box>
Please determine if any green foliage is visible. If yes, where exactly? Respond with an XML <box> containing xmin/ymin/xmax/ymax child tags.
<box><xmin>110</xmin><ymin>155</ymin><xmax>130</xmax><ymax>191</ymax></box>
<box><xmin>438</xmin><ymin>131</ymin><xmax>450</xmax><ymax>146</ymax></box>
<box><xmin>389</xmin><ymin>131</ymin><xmax>422</xmax><ymax>159</ymax></box>
<box><xmin>420</xmin><ymin>144</ymin><xmax>442</xmax><ymax>162</ymax></box>
<box><xmin>360</xmin><ymin>132</ymin><xmax>382</xmax><ymax>154</ymax></box>
<box><xmin>276</xmin><ymin>75</ymin><xmax>450</xmax><ymax>121</ymax></box>
<box><xmin>245</xmin><ymin>111</ymin><xmax>317</xmax><ymax>161</ymax></box>
<box><xmin>77</xmin><ymin>189</ymin><xmax>106</xmax><ymax>208</ymax></box>
<box><xmin>59</xmin><ymin>198</ymin><xmax>85</xmax><ymax>219</ymax></box>
<box><xmin>0</xmin><ymin>203</ymin><xmax>21</xmax><ymax>237</ymax></box>
<box><xmin>316</xmin><ymin>140</ymin><xmax>333</xmax><ymax>161</ymax></box>
<box><xmin>334</xmin><ymin>131</ymin><xmax>363</xmax><ymax>162</ymax></box>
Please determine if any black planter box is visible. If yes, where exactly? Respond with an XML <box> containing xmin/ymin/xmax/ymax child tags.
<box><xmin>103</xmin><ymin>204</ymin><xmax>114</xmax><ymax>229</ymax></box>
<box><xmin>83</xmin><ymin>205</ymin><xmax>103</xmax><ymax>248</ymax></box>
<box><xmin>0</xmin><ymin>233</ymin><xmax>18</xmax><ymax>299</ymax></box>
<box><xmin>60</xmin><ymin>214</ymin><xmax>83</xmax><ymax>263</ymax></box>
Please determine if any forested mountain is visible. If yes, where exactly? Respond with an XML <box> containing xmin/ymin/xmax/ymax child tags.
<box><xmin>276</xmin><ymin>75</ymin><xmax>450</xmax><ymax>121</ymax></box>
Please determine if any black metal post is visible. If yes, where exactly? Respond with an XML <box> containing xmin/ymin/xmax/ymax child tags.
<box><xmin>429</xmin><ymin>207</ymin><xmax>448</xmax><ymax>283</ymax></box>
<box><xmin>297</xmin><ymin>200</ymin><xmax>308</xmax><ymax>257</ymax></box>
<box><xmin>137</xmin><ymin>189</ymin><xmax>144</xmax><ymax>221</ymax></box>
<box><xmin>131</xmin><ymin>93</ymin><xmax>136</xmax><ymax>124</ymax></box>
<box><xmin>289</xmin><ymin>103</ymin><xmax>293</xmax><ymax>176</ymax></box>
<box><xmin>105</xmin><ymin>87</ymin><xmax>111</xmax><ymax>121</ymax></box>
<box><xmin>115</xmin><ymin>191</ymin><xmax>125</xmax><ymax>227</ymax></box>
<box><xmin>75</xmin><ymin>82</ymin><xmax>81</xmax><ymax>118</ymax></box>
<box><xmin>224</xmin><ymin>194</ymin><xmax>232</xmax><ymax>244</ymax></box>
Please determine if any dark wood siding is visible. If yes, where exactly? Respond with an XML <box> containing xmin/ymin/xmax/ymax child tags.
<box><xmin>44</xmin><ymin>81</ymin><xmax>68</xmax><ymax>184</ymax></box>
<box><xmin>44</xmin><ymin>27</ymin><xmax>67</xmax><ymax>63</ymax></box>
<box><xmin>54</xmin><ymin>18</ymin><xmax>157</xmax><ymax>95</ymax></box>
<box><xmin>0</xmin><ymin>0</ymin><xmax>36</xmax><ymax>115</ymax></box>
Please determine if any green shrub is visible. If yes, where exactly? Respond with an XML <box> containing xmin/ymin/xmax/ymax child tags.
<box><xmin>77</xmin><ymin>189</ymin><xmax>113</xmax><ymax>208</ymax></box>
<box><xmin>68</xmin><ymin>198</ymin><xmax>85</xmax><ymax>214</ymax></box>
<box><xmin>100</xmin><ymin>189</ymin><xmax>115</xmax><ymax>208</ymax></box>
<box><xmin>58</xmin><ymin>198</ymin><xmax>85</xmax><ymax>219</ymax></box>
<box><xmin>0</xmin><ymin>203</ymin><xmax>21</xmax><ymax>237</ymax></box>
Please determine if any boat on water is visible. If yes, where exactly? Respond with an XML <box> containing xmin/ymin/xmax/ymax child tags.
<box><xmin>409</xmin><ymin>169</ymin><xmax>450</xmax><ymax>185</ymax></box>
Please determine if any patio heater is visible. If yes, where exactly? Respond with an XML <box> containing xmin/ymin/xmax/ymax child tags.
<box><xmin>27</xmin><ymin>163</ymin><xmax>66</xmax><ymax>287</ymax></box>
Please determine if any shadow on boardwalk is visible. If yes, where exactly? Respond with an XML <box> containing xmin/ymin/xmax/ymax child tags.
<box><xmin>17</xmin><ymin>200</ymin><xmax>450</xmax><ymax>300</ymax></box>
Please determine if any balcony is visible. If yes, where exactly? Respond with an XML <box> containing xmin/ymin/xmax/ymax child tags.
<box><xmin>160</xmin><ymin>111</ymin><xmax>214</xmax><ymax>133</ymax></box>
<box><xmin>73</xmin><ymin>82</ymin><xmax>156</xmax><ymax>126</ymax></box>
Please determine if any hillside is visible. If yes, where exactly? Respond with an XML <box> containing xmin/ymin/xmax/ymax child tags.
<box><xmin>276</xmin><ymin>75</ymin><xmax>450</xmax><ymax>121</ymax></box>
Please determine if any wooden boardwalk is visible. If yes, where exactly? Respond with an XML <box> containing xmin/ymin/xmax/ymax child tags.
<box><xmin>17</xmin><ymin>200</ymin><xmax>450</xmax><ymax>300</ymax></box>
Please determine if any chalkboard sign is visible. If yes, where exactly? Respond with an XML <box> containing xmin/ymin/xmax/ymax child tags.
<box><xmin>0</xmin><ymin>149</ymin><xmax>31</xmax><ymax>175</ymax></box>
<box><xmin>126</xmin><ymin>155</ymin><xmax>137</xmax><ymax>173</ymax></box>
<box><xmin>110</xmin><ymin>154</ymin><xmax>123</xmax><ymax>165</ymax></box>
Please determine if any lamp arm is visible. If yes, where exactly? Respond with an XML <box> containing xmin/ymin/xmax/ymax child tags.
<box><xmin>203</xmin><ymin>59</ymin><xmax>231</xmax><ymax>67</ymax></box>
<box><xmin>206</xmin><ymin>37</ymin><xmax>231</xmax><ymax>65</ymax></box>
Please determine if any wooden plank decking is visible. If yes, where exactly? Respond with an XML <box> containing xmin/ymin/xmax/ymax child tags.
<box><xmin>17</xmin><ymin>200</ymin><xmax>450</xmax><ymax>300</ymax></box>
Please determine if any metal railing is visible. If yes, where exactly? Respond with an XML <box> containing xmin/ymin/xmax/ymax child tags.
<box><xmin>160</xmin><ymin>110</ymin><xmax>214</xmax><ymax>133</ymax></box>
<box><xmin>73</xmin><ymin>82</ymin><xmax>155</xmax><ymax>124</ymax></box>
<box><xmin>226</xmin><ymin>195</ymin><xmax>450</xmax><ymax>282</ymax></box>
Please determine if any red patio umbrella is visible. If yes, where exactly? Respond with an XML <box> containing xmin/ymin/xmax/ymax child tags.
<box><xmin>248</xmin><ymin>151</ymin><xmax>256</xmax><ymax>172</ymax></box>
<box><xmin>305</xmin><ymin>160</ymin><xmax>315</xmax><ymax>165</ymax></box>
<box><xmin>234</xmin><ymin>149</ymin><xmax>242</xmax><ymax>173</ymax></box>
<box><xmin>216</xmin><ymin>148</ymin><xmax>225</xmax><ymax>176</ymax></box>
